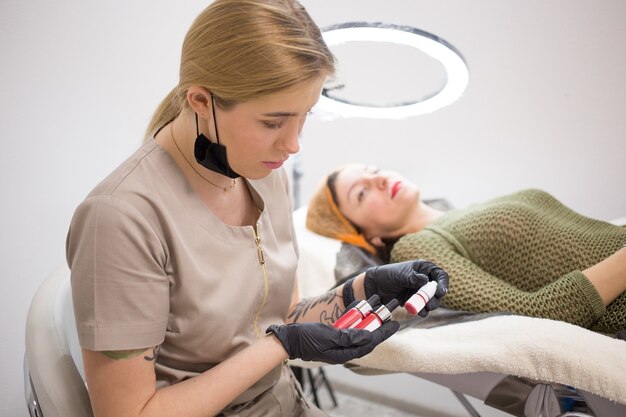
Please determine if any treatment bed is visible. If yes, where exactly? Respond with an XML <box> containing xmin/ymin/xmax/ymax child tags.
<box><xmin>292</xmin><ymin>206</ymin><xmax>626</xmax><ymax>417</ymax></box>
<box><xmin>23</xmin><ymin>206</ymin><xmax>624</xmax><ymax>417</ymax></box>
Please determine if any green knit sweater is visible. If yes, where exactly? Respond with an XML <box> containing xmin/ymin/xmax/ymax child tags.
<box><xmin>390</xmin><ymin>189</ymin><xmax>626</xmax><ymax>334</ymax></box>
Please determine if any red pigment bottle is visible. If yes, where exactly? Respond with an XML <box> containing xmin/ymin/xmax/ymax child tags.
<box><xmin>332</xmin><ymin>294</ymin><xmax>380</xmax><ymax>329</ymax></box>
<box><xmin>354</xmin><ymin>299</ymin><xmax>400</xmax><ymax>332</ymax></box>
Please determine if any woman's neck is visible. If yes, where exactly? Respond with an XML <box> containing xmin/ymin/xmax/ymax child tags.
<box><xmin>405</xmin><ymin>201</ymin><xmax>444</xmax><ymax>234</ymax></box>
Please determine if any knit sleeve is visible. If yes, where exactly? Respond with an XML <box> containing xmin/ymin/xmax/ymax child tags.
<box><xmin>391</xmin><ymin>230</ymin><xmax>606</xmax><ymax>328</ymax></box>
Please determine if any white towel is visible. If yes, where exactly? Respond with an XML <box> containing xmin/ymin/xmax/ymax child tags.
<box><xmin>350</xmin><ymin>315</ymin><xmax>626</xmax><ymax>404</ymax></box>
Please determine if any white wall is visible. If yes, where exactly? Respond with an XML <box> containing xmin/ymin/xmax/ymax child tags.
<box><xmin>298</xmin><ymin>0</ymin><xmax>626</xmax><ymax>220</ymax></box>
<box><xmin>1</xmin><ymin>1</ymin><xmax>625</xmax><ymax>416</ymax></box>
<box><xmin>1</xmin><ymin>1</ymin><xmax>208</xmax><ymax>414</ymax></box>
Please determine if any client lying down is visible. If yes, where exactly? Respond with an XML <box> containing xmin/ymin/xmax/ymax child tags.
<box><xmin>306</xmin><ymin>164</ymin><xmax>626</xmax><ymax>337</ymax></box>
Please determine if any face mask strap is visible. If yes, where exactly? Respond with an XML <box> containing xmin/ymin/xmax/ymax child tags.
<box><xmin>195</xmin><ymin>93</ymin><xmax>221</xmax><ymax>145</ymax></box>
<box><xmin>210</xmin><ymin>93</ymin><xmax>221</xmax><ymax>145</ymax></box>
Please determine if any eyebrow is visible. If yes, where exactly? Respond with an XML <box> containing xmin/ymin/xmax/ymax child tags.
<box><xmin>262</xmin><ymin>107</ymin><xmax>314</xmax><ymax>117</ymax></box>
<box><xmin>261</xmin><ymin>111</ymin><xmax>300</xmax><ymax>117</ymax></box>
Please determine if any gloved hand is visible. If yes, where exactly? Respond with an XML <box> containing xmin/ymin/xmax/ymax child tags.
<box><xmin>266</xmin><ymin>321</ymin><xmax>399</xmax><ymax>364</ymax></box>
<box><xmin>364</xmin><ymin>259</ymin><xmax>449</xmax><ymax>315</ymax></box>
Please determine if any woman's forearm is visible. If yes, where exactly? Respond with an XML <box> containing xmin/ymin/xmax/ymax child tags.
<box><xmin>583</xmin><ymin>246</ymin><xmax>626</xmax><ymax>306</ymax></box>
<box><xmin>286</xmin><ymin>289</ymin><xmax>343</xmax><ymax>324</ymax></box>
<box><xmin>287</xmin><ymin>273</ymin><xmax>368</xmax><ymax>325</ymax></box>
<box><xmin>144</xmin><ymin>336</ymin><xmax>288</xmax><ymax>417</ymax></box>
<box><xmin>84</xmin><ymin>336</ymin><xmax>288</xmax><ymax>417</ymax></box>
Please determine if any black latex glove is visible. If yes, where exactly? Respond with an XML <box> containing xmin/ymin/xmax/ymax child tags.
<box><xmin>364</xmin><ymin>259</ymin><xmax>449</xmax><ymax>315</ymax></box>
<box><xmin>266</xmin><ymin>321</ymin><xmax>399</xmax><ymax>364</ymax></box>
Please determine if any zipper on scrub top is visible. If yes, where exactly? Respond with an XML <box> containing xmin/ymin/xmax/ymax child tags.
<box><xmin>252</xmin><ymin>223</ymin><xmax>269</xmax><ymax>337</ymax></box>
<box><xmin>255</xmin><ymin>233</ymin><xmax>265</xmax><ymax>265</ymax></box>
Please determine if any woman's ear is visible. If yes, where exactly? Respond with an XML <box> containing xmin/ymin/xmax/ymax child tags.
<box><xmin>369</xmin><ymin>236</ymin><xmax>384</xmax><ymax>248</ymax></box>
<box><xmin>186</xmin><ymin>86</ymin><xmax>213</xmax><ymax>117</ymax></box>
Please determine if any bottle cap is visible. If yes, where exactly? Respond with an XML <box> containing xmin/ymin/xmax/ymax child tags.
<box><xmin>375</xmin><ymin>298</ymin><xmax>400</xmax><ymax>322</ymax></box>
<box><xmin>385</xmin><ymin>298</ymin><xmax>400</xmax><ymax>312</ymax></box>
<box><xmin>366</xmin><ymin>294</ymin><xmax>381</xmax><ymax>307</ymax></box>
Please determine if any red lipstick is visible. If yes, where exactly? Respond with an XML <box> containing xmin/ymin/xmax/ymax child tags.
<box><xmin>333</xmin><ymin>294</ymin><xmax>380</xmax><ymax>329</ymax></box>
<box><xmin>391</xmin><ymin>181</ymin><xmax>402</xmax><ymax>198</ymax></box>
<box><xmin>354</xmin><ymin>299</ymin><xmax>399</xmax><ymax>332</ymax></box>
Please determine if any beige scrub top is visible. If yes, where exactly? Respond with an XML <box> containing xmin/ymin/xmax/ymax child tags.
<box><xmin>67</xmin><ymin>138</ymin><xmax>299</xmax><ymax>407</ymax></box>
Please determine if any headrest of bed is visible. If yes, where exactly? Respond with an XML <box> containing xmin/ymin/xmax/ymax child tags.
<box><xmin>293</xmin><ymin>206</ymin><xmax>341</xmax><ymax>298</ymax></box>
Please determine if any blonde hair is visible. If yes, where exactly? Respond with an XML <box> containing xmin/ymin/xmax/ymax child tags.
<box><xmin>145</xmin><ymin>0</ymin><xmax>335</xmax><ymax>139</ymax></box>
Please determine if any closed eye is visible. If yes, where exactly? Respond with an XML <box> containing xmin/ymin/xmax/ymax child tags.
<box><xmin>357</xmin><ymin>188</ymin><xmax>366</xmax><ymax>203</ymax></box>
<box><xmin>263</xmin><ymin>120</ymin><xmax>283</xmax><ymax>130</ymax></box>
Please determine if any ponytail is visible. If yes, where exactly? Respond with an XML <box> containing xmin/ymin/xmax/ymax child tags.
<box><xmin>144</xmin><ymin>87</ymin><xmax>184</xmax><ymax>141</ymax></box>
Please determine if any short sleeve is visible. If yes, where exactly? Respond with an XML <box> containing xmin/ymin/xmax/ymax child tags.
<box><xmin>66</xmin><ymin>195</ymin><xmax>169</xmax><ymax>351</ymax></box>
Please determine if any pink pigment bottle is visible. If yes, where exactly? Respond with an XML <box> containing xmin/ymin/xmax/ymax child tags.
<box><xmin>333</xmin><ymin>294</ymin><xmax>380</xmax><ymax>329</ymax></box>
<box><xmin>354</xmin><ymin>299</ymin><xmax>400</xmax><ymax>332</ymax></box>
<box><xmin>404</xmin><ymin>281</ymin><xmax>438</xmax><ymax>316</ymax></box>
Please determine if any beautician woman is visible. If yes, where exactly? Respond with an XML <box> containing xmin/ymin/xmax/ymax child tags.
<box><xmin>66</xmin><ymin>1</ymin><xmax>449</xmax><ymax>416</ymax></box>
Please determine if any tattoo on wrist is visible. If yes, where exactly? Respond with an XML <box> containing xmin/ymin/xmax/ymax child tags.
<box><xmin>144</xmin><ymin>345</ymin><xmax>160</xmax><ymax>361</ymax></box>
<box><xmin>288</xmin><ymin>291</ymin><xmax>341</xmax><ymax>323</ymax></box>
<box><xmin>319</xmin><ymin>304</ymin><xmax>343</xmax><ymax>325</ymax></box>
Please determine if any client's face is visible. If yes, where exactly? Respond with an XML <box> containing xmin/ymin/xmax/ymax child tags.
<box><xmin>333</xmin><ymin>164</ymin><xmax>421</xmax><ymax>239</ymax></box>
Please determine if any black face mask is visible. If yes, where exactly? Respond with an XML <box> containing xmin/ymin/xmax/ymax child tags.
<box><xmin>193</xmin><ymin>97</ymin><xmax>240</xmax><ymax>179</ymax></box>
<box><xmin>194</xmin><ymin>133</ymin><xmax>240</xmax><ymax>179</ymax></box>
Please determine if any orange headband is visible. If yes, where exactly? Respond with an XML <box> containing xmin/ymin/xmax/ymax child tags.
<box><xmin>305</xmin><ymin>179</ymin><xmax>377</xmax><ymax>255</ymax></box>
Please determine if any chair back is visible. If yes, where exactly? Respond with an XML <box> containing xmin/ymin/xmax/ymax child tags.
<box><xmin>25</xmin><ymin>264</ymin><xmax>93</xmax><ymax>417</ymax></box>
